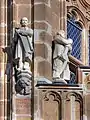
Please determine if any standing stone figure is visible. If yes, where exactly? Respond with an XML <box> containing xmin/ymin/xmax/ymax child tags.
<box><xmin>12</xmin><ymin>17</ymin><xmax>33</xmax><ymax>95</ymax></box>
<box><xmin>52</xmin><ymin>30</ymin><xmax>73</xmax><ymax>84</ymax></box>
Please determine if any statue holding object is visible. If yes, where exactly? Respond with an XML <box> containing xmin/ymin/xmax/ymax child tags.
<box><xmin>52</xmin><ymin>30</ymin><xmax>73</xmax><ymax>84</ymax></box>
<box><xmin>3</xmin><ymin>17</ymin><xmax>33</xmax><ymax>95</ymax></box>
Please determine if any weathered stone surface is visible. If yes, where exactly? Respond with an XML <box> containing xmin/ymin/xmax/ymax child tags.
<box><xmin>65</xmin><ymin>101</ymin><xmax>71</xmax><ymax>120</ymax></box>
<box><xmin>15</xmin><ymin>0</ymin><xmax>31</xmax><ymax>4</ymax></box>
<box><xmin>0</xmin><ymin>101</ymin><xmax>4</xmax><ymax>116</ymax></box>
<box><xmin>39</xmin><ymin>31</ymin><xmax>52</xmax><ymax>44</ymax></box>
<box><xmin>38</xmin><ymin>60</ymin><xmax>52</xmax><ymax>79</ymax></box>
<box><xmin>75</xmin><ymin>101</ymin><xmax>80</xmax><ymax>120</ymax></box>
<box><xmin>0</xmin><ymin>8</ymin><xmax>5</xmax><ymax>22</ymax></box>
<box><xmin>34</xmin><ymin>4</ymin><xmax>45</xmax><ymax>21</ymax></box>
<box><xmin>16</xmin><ymin>98</ymin><xmax>31</xmax><ymax>114</ymax></box>
<box><xmin>17</xmin><ymin>5</ymin><xmax>31</xmax><ymax>22</ymax></box>
<box><xmin>34</xmin><ymin>22</ymin><xmax>48</xmax><ymax>30</ymax></box>
<box><xmin>51</xmin><ymin>0</ymin><xmax>60</xmax><ymax>16</ymax></box>
<box><xmin>34</xmin><ymin>4</ymin><xmax>52</xmax><ymax>24</ymax></box>
<box><xmin>16</xmin><ymin>117</ymin><xmax>31</xmax><ymax>120</ymax></box>
<box><xmin>34</xmin><ymin>0</ymin><xmax>49</xmax><ymax>4</ymax></box>
<box><xmin>42</xmin><ymin>94</ymin><xmax>59</xmax><ymax>120</ymax></box>
<box><xmin>35</xmin><ymin>43</ymin><xmax>48</xmax><ymax>59</ymax></box>
<box><xmin>85</xmin><ymin>94</ymin><xmax>90</xmax><ymax>120</ymax></box>
<box><xmin>52</xmin><ymin>12</ymin><xmax>59</xmax><ymax>32</ymax></box>
<box><xmin>0</xmin><ymin>49</ymin><xmax>4</xmax><ymax>63</ymax></box>
<box><xmin>0</xmin><ymin>83</ymin><xmax>4</xmax><ymax>100</ymax></box>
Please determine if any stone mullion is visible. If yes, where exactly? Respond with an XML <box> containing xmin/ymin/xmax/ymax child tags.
<box><xmin>0</xmin><ymin>0</ymin><xmax>7</xmax><ymax>119</ymax></box>
<box><xmin>5</xmin><ymin>1</ymin><xmax>13</xmax><ymax>120</ymax></box>
<box><xmin>11</xmin><ymin>2</ymin><xmax>16</xmax><ymax>120</ymax></box>
<box><xmin>4</xmin><ymin>0</ymin><xmax>9</xmax><ymax>119</ymax></box>
<box><xmin>81</xmin><ymin>29</ymin><xmax>88</xmax><ymax>65</ymax></box>
<box><xmin>70</xmin><ymin>96</ymin><xmax>75</xmax><ymax>120</ymax></box>
<box><xmin>83</xmin><ymin>95</ymin><xmax>88</xmax><ymax>120</ymax></box>
<box><xmin>62</xmin><ymin>92</ymin><xmax>66</xmax><ymax>120</ymax></box>
<box><xmin>86</xmin><ymin>21</ymin><xmax>90</xmax><ymax>65</ymax></box>
<box><xmin>60</xmin><ymin>0</ymin><xmax>67</xmax><ymax>33</ymax></box>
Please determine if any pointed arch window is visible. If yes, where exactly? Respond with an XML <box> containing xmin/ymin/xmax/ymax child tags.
<box><xmin>67</xmin><ymin>10</ymin><xmax>83</xmax><ymax>84</ymax></box>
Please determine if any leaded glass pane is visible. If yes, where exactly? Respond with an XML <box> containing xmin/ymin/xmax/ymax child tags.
<box><xmin>67</xmin><ymin>17</ymin><xmax>82</xmax><ymax>84</ymax></box>
<box><xmin>67</xmin><ymin>19</ymin><xmax>82</xmax><ymax>60</ymax></box>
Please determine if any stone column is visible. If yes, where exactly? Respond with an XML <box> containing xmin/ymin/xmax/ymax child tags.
<box><xmin>34</xmin><ymin>0</ymin><xmax>52</xmax><ymax>80</ymax></box>
<box><xmin>60</xmin><ymin>0</ymin><xmax>67</xmax><ymax>33</ymax></box>
<box><xmin>0</xmin><ymin>0</ymin><xmax>7</xmax><ymax>120</ymax></box>
<box><xmin>34</xmin><ymin>0</ymin><xmax>53</xmax><ymax>119</ymax></box>
<box><xmin>10</xmin><ymin>1</ymin><xmax>32</xmax><ymax>120</ymax></box>
<box><xmin>82</xmin><ymin>28</ymin><xmax>89</xmax><ymax>65</ymax></box>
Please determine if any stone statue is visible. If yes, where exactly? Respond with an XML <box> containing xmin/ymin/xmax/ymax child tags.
<box><xmin>9</xmin><ymin>17</ymin><xmax>33</xmax><ymax>95</ymax></box>
<box><xmin>12</xmin><ymin>17</ymin><xmax>33</xmax><ymax>71</ymax></box>
<box><xmin>52</xmin><ymin>30</ymin><xmax>73</xmax><ymax>84</ymax></box>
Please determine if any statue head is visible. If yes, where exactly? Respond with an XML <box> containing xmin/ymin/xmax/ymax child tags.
<box><xmin>57</xmin><ymin>30</ymin><xmax>65</xmax><ymax>38</ymax></box>
<box><xmin>20</xmin><ymin>17</ymin><xmax>28</xmax><ymax>27</ymax></box>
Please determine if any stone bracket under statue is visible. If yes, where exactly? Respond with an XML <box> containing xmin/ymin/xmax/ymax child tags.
<box><xmin>15</xmin><ymin>69</ymin><xmax>32</xmax><ymax>95</ymax></box>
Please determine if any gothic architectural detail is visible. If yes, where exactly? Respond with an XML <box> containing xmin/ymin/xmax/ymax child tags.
<box><xmin>67</xmin><ymin>6</ymin><xmax>86</xmax><ymax>27</ymax></box>
<box><xmin>44</xmin><ymin>91</ymin><xmax>61</xmax><ymax>103</ymax></box>
<box><xmin>79</xmin><ymin>0</ymin><xmax>90</xmax><ymax>9</ymax></box>
<box><xmin>67</xmin><ymin>0</ymin><xmax>89</xmax><ymax>64</ymax></box>
<box><xmin>66</xmin><ymin>91</ymin><xmax>83</xmax><ymax>101</ymax></box>
<box><xmin>42</xmin><ymin>91</ymin><xmax>61</xmax><ymax>120</ymax></box>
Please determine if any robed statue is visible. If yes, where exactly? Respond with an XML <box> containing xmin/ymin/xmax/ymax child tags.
<box><xmin>3</xmin><ymin>17</ymin><xmax>33</xmax><ymax>95</ymax></box>
<box><xmin>52</xmin><ymin>30</ymin><xmax>73</xmax><ymax>84</ymax></box>
<box><xmin>12</xmin><ymin>17</ymin><xmax>33</xmax><ymax>95</ymax></box>
<box><xmin>12</xmin><ymin>17</ymin><xmax>33</xmax><ymax>71</ymax></box>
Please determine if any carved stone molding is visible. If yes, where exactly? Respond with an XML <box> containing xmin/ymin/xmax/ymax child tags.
<box><xmin>79</xmin><ymin>0</ymin><xmax>90</xmax><ymax>9</ymax></box>
<box><xmin>66</xmin><ymin>91</ymin><xmax>83</xmax><ymax>102</ymax></box>
<box><xmin>67</xmin><ymin>6</ymin><xmax>86</xmax><ymax>27</ymax></box>
<box><xmin>78</xmin><ymin>0</ymin><xmax>90</xmax><ymax>21</ymax></box>
<box><xmin>42</xmin><ymin>91</ymin><xmax>62</xmax><ymax>120</ymax></box>
<box><xmin>44</xmin><ymin>91</ymin><xmax>61</xmax><ymax>103</ymax></box>
<box><xmin>65</xmin><ymin>91</ymin><xmax>83</xmax><ymax>120</ymax></box>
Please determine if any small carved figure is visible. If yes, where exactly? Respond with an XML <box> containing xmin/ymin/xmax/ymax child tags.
<box><xmin>53</xmin><ymin>30</ymin><xmax>73</xmax><ymax>84</ymax></box>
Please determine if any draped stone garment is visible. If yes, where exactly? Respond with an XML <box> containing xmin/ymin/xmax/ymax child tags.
<box><xmin>53</xmin><ymin>35</ymin><xmax>72</xmax><ymax>81</ymax></box>
<box><xmin>13</xmin><ymin>27</ymin><xmax>33</xmax><ymax>70</ymax></box>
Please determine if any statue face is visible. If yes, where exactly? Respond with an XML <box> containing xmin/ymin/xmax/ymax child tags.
<box><xmin>20</xmin><ymin>17</ymin><xmax>28</xmax><ymax>27</ymax></box>
<box><xmin>57</xmin><ymin>30</ymin><xmax>65</xmax><ymax>38</ymax></box>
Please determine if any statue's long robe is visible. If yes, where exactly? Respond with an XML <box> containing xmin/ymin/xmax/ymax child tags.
<box><xmin>13</xmin><ymin>27</ymin><xmax>33</xmax><ymax>69</ymax></box>
<box><xmin>53</xmin><ymin>35</ymin><xmax>71</xmax><ymax>81</ymax></box>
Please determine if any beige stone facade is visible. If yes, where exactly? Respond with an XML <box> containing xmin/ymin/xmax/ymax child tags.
<box><xmin>0</xmin><ymin>0</ymin><xmax>90</xmax><ymax>120</ymax></box>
